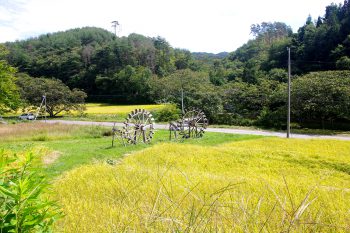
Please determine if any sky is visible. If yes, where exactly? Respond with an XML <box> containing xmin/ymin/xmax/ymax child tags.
<box><xmin>0</xmin><ymin>0</ymin><xmax>345</xmax><ymax>53</ymax></box>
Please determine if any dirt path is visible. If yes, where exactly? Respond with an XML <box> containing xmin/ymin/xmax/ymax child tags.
<box><xmin>42</xmin><ymin>120</ymin><xmax>350</xmax><ymax>141</ymax></box>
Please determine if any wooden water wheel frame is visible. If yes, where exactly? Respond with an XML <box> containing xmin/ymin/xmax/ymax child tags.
<box><xmin>170</xmin><ymin>109</ymin><xmax>208</xmax><ymax>140</ymax></box>
<box><xmin>123</xmin><ymin>109</ymin><xmax>155</xmax><ymax>144</ymax></box>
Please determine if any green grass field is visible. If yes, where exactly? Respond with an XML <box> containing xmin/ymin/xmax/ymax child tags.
<box><xmin>0</xmin><ymin>122</ymin><xmax>261</xmax><ymax>177</ymax></box>
<box><xmin>1</xmin><ymin>122</ymin><xmax>349</xmax><ymax>232</ymax></box>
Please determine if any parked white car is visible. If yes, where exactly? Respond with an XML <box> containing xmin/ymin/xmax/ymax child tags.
<box><xmin>18</xmin><ymin>113</ymin><xmax>35</xmax><ymax>120</ymax></box>
<box><xmin>0</xmin><ymin>116</ymin><xmax>6</xmax><ymax>124</ymax></box>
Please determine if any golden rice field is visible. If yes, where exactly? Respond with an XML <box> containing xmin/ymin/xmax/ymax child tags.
<box><xmin>84</xmin><ymin>103</ymin><xmax>166</xmax><ymax>115</ymax></box>
<box><xmin>53</xmin><ymin>138</ymin><xmax>350</xmax><ymax>232</ymax></box>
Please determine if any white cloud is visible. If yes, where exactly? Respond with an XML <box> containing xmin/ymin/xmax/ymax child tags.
<box><xmin>0</xmin><ymin>0</ymin><xmax>344</xmax><ymax>52</ymax></box>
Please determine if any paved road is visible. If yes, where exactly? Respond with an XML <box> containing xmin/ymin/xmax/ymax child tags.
<box><xmin>42</xmin><ymin>120</ymin><xmax>350</xmax><ymax>141</ymax></box>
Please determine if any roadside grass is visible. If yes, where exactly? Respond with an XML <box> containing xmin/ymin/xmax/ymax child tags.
<box><xmin>53</xmin><ymin>138</ymin><xmax>350</xmax><ymax>232</ymax></box>
<box><xmin>290</xmin><ymin>127</ymin><xmax>350</xmax><ymax>136</ymax></box>
<box><xmin>210</xmin><ymin>124</ymin><xmax>350</xmax><ymax>136</ymax></box>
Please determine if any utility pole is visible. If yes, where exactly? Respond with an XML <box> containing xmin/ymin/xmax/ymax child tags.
<box><xmin>287</xmin><ymin>47</ymin><xmax>291</xmax><ymax>138</ymax></box>
<box><xmin>180</xmin><ymin>75</ymin><xmax>185</xmax><ymax>115</ymax></box>
<box><xmin>111</xmin><ymin>21</ymin><xmax>119</xmax><ymax>36</ymax></box>
<box><xmin>181</xmin><ymin>89</ymin><xmax>184</xmax><ymax>114</ymax></box>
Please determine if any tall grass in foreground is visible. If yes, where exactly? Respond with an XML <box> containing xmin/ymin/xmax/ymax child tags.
<box><xmin>0</xmin><ymin>150</ymin><xmax>61</xmax><ymax>232</ymax></box>
<box><xmin>53</xmin><ymin>138</ymin><xmax>350</xmax><ymax>232</ymax></box>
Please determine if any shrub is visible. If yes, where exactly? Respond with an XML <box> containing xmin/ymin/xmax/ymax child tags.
<box><xmin>214</xmin><ymin>113</ymin><xmax>255</xmax><ymax>126</ymax></box>
<box><xmin>152</xmin><ymin>104</ymin><xmax>181</xmax><ymax>122</ymax></box>
<box><xmin>256</xmin><ymin>107</ymin><xmax>287</xmax><ymax>129</ymax></box>
<box><xmin>0</xmin><ymin>150</ymin><xmax>61</xmax><ymax>232</ymax></box>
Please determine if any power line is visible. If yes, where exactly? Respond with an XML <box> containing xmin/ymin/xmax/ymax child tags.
<box><xmin>292</xmin><ymin>60</ymin><xmax>337</xmax><ymax>64</ymax></box>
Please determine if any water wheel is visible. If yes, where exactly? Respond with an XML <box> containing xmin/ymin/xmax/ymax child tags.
<box><xmin>124</xmin><ymin>109</ymin><xmax>155</xmax><ymax>144</ymax></box>
<box><xmin>170</xmin><ymin>109</ymin><xmax>208</xmax><ymax>140</ymax></box>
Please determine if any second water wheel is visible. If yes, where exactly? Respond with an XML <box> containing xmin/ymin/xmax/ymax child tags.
<box><xmin>124</xmin><ymin>109</ymin><xmax>155</xmax><ymax>144</ymax></box>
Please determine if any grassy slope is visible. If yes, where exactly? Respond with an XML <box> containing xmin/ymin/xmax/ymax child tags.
<box><xmin>54</xmin><ymin>138</ymin><xmax>350</xmax><ymax>232</ymax></box>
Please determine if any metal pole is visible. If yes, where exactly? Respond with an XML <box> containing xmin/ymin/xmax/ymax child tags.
<box><xmin>287</xmin><ymin>47</ymin><xmax>291</xmax><ymax>138</ymax></box>
<box><xmin>181</xmin><ymin>88</ymin><xmax>184</xmax><ymax>115</ymax></box>
<box><xmin>180</xmin><ymin>74</ymin><xmax>185</xmax><ymax>115</ymax></box>
<box><xmin>35</xmin><ymin>95</ymin><xmax>45</xmax><ymax>121</ymax></box>
<box><xmin>43</xmin><ymin>95</ymin><xmax>47</xmax><ymax>122</ymax></box>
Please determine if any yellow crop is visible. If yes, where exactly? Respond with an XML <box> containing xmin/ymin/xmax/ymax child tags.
<box><xmin>84</xmin><ymin>103</ymin><xmax>166</xmax><ymax>114</ymax></box>
<box><xmin>53</xmin><ymin>138</ymin><xmax>350</xmax><ymax>232</ymax></box>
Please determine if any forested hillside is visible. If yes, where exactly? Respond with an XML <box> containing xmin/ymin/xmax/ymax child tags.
<box><xmin>224</xmin><ymin>1</ymin><xmax>350</xmax><ymax>82</ymax></box>
<box><xmin>3</xmin><ymin>1</ymin><xmax>350</xmax><ymax>129</ymax></box>
<box><xmin>4</xmin><ymin>27</ymin><xmax>198</xmax><ymax>102</ymax></box>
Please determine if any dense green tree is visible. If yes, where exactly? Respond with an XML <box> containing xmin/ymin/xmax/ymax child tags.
<box><xmin>209</xmin><ymin>60</ymin><xmax>227</xmax><ymax>85</ymax></box>
<box><xmin>223</xmin><ymin>82</ymin><xmax>267</xmax><ymax>119</ymax></box>
<box><xmin>250</xmin><ymin>22</ymin><xmax>292</xmax><ymax>45</ymax></box>
<box><xmin>291</xmin><ymin>71</ymin><xmax>350</xmax><ymax>128</ymax></box>
<box><xmin>339</xmin><ymin>0</ymin><xmax>350</xmax><ymax>39</ymax></box>
<box><xmin>174</xmin><ymin>49</ymin><xmax>194</xmax><ymax>70</ymax></box>
<box><xmin>114</xmin><ymin>65</ymin><xmax>153</xmax><ymax>103</ymax></box>
<box><xmin>95</xmin><ymin>65</ymin><xmax>152</xmax><ymax>103</ymax></box>
<box><xmin>222</xmin><ymin>78</ymin><xmax>289</xmax><ymax>128</ymax></box>
<box><xmin>264</xmin><ymin>38</ymin><xmax>291</xmax><ymax>70</ymax></box>
<box><xmin>149</xmin><ymin>69</ymin><xmax>209</xmax><ymax>103</ymax></box>
<box><xmin>256</xmin><ymin>81</ymin><xmax>287</xmax><ymax>128</ymax></box>
<box><xmin>336</xmin><ymin>56</ymin><xmax>350</xmax><ymax>69</ymax></box>
<box><xmin>16</xmin><ymin>74</ymin><xmax>87</xmax><ymax>117</ymax></box>
<box><xmin>0</xmin><ymin>46</ymin><xmax>20</xmax><ymax>114</ymax></box>
<box><xmin>267</xmin><ymin>68</ymin><xmax>288</xmax><ymax>82</ymax></box>
<box><xmin>152</xmin><ymin>36</ymin><xmax>176</xmax><ymax>77</ymax></box>
<box><xmin>149</xmin><ymin>69</ymin><xmax>222</xmax><ymax>121</ymax></box>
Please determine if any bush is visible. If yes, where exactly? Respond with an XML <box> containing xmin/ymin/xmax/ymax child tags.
<box><xmin>152</xmin><ymin>104</ymin><xmax>181</xmax><ymax>122</ymax></box>
<box><xmin>0</xmin><ymin>150</ymin><xmax>61</xmax><ymax>232</ymax></box>
<box><xmin>214</xmin><ymin>113</ymin><xmax>255</xmax><ymax>126</ymax></box>
<box><xmin>256</xmin><ymin>107</ymin><xmax>287</xmax><ymax>129</ymax></box>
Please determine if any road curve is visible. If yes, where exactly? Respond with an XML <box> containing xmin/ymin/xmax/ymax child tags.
<box><xmin>42</xmin><ymin>120</ymin><xmax>350</xmax><ymax>141</ymax></box>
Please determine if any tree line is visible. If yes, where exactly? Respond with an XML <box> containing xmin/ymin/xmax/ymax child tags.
<box><xmin>1</xmin><ymin>1</ymin><xmax>350</xmax><ymax>129</ymax></box>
